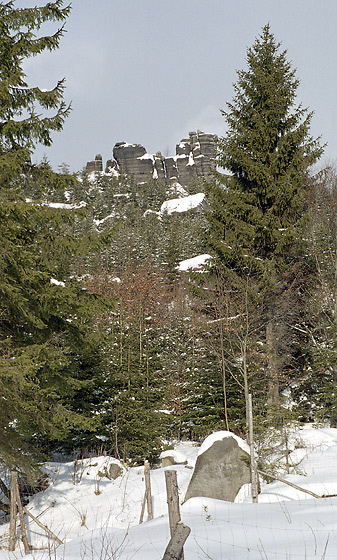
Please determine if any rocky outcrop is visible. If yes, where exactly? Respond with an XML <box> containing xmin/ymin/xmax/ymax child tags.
<box><xmin>85</xmin><ymin>131</ymin><xmax>217</xmax><ymax>186</ymax></box>
<box><xmin>184</xmin><ymin>432</ymin><xmax>251</xmax><ymax>503</ymax></box>
<box><xmin>85</xmin><ymin>154</ymin><xmax>103</xmax><ymax>174</ymax></box>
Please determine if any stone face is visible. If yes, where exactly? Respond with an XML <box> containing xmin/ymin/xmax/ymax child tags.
<box><xmin>184</xmin><ymin>434</ymin><xmax>251</xmax><ymax>503</ymax></box>
<box><xmin>112</xmin><ymin>142</ymin><xmax>153</xmax><ymax>181</ymax></box>
<box><xmin>85</xmin><ymin>131</ymin><xmax>217</xmax><ymax>186</ymax></box>
<box><xmin>85</xmin><ymin>154</ymin><xmax>103</xmax><ymax>174</ymax></box>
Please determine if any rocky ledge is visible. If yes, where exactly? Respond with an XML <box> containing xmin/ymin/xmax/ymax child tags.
<box><xmin>85</xmin><ymin>130</ymin><xmax>217</xmax><ymax>187</ymax></box>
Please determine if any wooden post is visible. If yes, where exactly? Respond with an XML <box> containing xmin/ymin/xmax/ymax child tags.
<box><xmin>9</xmin><ymin>471</ymin><xmax>17</xmax><ymax>552</ymax></box>
<box><xmin>165</xmin><ymin>470</ymin><xmax>181</xmax><ymax>535</ymax></box>
<box><xmin>144</xmin><ymin>460</ymin><xmax>153</xmax><ymax>521</ymax></box>
<box><xmin>14</xmin><ymin>477</ymin><xmax>30</xmax><ymax>554</ymax></box>
<box><xmin>139</xmin><ymin>493</ymin><xmax>146</xmax><ymax>524</ymax></box>
<box><xmin>162</xmin><ymin>523</ymin><xmax>191</xmax><ymax>560</ymax></box>
<box><xmin>248</xmin><ymin>393</ymin><xmax>259</xmax><ymax>503</ymax></box>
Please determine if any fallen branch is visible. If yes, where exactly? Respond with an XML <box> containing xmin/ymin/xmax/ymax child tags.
<box><xmin>23</xmin><ymin>507</ymin><xmax>63</xmax><ymax>545</ymax></box>
<box><xmin>257</xmin><ymin>469</ymin><xmax>320</xmax><ymax>499</ymax></box>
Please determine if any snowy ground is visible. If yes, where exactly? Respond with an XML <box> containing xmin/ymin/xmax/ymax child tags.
<box><xmin>1</xmin><ymin>425</ymin><xmax>337</xmax><ymax>559</ymax></box>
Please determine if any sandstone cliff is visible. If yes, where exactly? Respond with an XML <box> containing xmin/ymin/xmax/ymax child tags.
<box><xmin>85</xmin><ymin>131</ymin><xmax>217</xmax><ymax>186</ymax></box>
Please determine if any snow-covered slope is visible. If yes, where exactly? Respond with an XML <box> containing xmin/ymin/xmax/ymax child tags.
<box><xmin>2</xmin><ymin>426</ymin><xmax>337</xmax><ymax>559</ymax></box>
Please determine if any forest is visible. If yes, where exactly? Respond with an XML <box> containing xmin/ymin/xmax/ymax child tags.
<box><xmin>1</xmin><ymin>2</ymin><xmax>337</xmax><ymax>482</ymax></box>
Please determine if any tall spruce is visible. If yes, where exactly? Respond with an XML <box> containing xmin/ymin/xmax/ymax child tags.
<box><xmin>0</xmin><ymin>1</ymin><xmax>110</xmax><ymax>471</ymax></box>
<box><xmin>206</xmin><ymin>24</ymin><xmax>323</xmax><ymax>409</ymax></box>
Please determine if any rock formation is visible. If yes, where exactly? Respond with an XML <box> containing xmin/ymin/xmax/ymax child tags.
<box><xmin>184</xmin><ymin>431</ymin><xmax>251</xmax><ymax>503</ymax></box>
<box><xmin>85</xmin><ymin>131</ymin><xmax>217</xmax><ymax>187</ymax></box>
<box><xmin>85</xmin><ymin>154</ymin><xmax>103</xmax><ymax>174</ymax></box>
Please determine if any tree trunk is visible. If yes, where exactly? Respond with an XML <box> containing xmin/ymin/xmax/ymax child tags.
<box><xmin>266</xmin><ymin>320</ymin><xmax>279</xmax><ymax>404</ymax></box>
<box><xmin>248</xmin><ymin>394</ymin><xmax>259</xmax><ymax>503</ymax></box>
<box><xmin>220</xmin><ymin>321</ymin><xmax>229</xmax><ymax>431</ymax></box>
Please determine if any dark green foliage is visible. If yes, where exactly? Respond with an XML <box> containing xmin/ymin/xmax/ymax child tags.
<box><xmin>80</xmin><ymin>265</ymin><xmax>170</xmax><ymax>463</ymax></box>
<box><xmin>21</xmin><ymin>158</ymin><xmax>78</xmax><ymax>202</ymax></box>
<box><xmin>0</xmin><ymin>189</ymin><xmax>113</xmax><ymax>468</ymax></box>
<box><xmin>0</xmin><ymin>1</ymin><xmax>115</xmax><ymax>470</ymax></box>
<box><xmin>290</xmin><ymin>168</ymin><xmax>337</xmax><ymax>425</ymax></box>
<box><xmin>0</xmin><ymin>1</ymin><xmax>71</xmax><ymax>180</ymax></box>
<box><xmin>210</xmin><ymin>24</ymin><xmax>322</xmax><ymax>274</ymax></box>
<box><xmin>205</xmin><ymin>24</ymin><xmax>323</xmax><ymax>407</ymax></box>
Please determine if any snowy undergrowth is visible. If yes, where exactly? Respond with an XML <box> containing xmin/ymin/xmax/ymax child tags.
<box><xmin>1</xmin><ymin>427</ymin><xmax>337</xmax><ymax>559</ymax></box>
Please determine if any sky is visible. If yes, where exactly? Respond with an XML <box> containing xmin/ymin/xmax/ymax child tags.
<box><xmin>17</xmin><ymin>0</ymin><xmax>337</xmax><ymax>172</ymax></box>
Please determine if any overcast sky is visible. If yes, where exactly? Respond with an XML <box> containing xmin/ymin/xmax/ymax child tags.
<box><xmin>19</xmin><ymin>0</ymin><xmax>337</xmax><ymax>172</ymax></box>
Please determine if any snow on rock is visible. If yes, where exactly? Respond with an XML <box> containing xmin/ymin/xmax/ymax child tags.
<box><xmin>178</xmin><ymin>253</ymin><xmax>211</xmax><ymax>272</ymax></box>
<box><xmin>160</xmin><ymin>192</ymin><xmax>206</xmax><ymax>215</ymax></box>
<box><xmin>187</xmin><ymin>153</ymin><xmax>195</xmax><ymax>166</ymax></box>
<box><xmin>93</xmin><ymin>213</ymin><xmax>115</xmax><ymax>226</ymax></box>
<box><xmin>198</xmin><ymin>430</ymin><xmax>250</xmax><ymax>456</ymax></box>
<box><xmin>143</xmin><ymin>209</ymin><xmax>160</xmax><ymax>218</ymax></box>
<box><xmin>137</xmin><ymin>153</ymin><xmax>155</xmax><ymax>161</ymax></box>
<box><xmin>160</xmin><ymin>442</ymin><xmax>199</xmax><ymax>468</ymax></box>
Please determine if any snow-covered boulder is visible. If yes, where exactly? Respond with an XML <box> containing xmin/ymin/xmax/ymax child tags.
<box><xmin>160</xmin><ymin>449</ymin><xmax>188</xmax><ymax>467</ymax></box>
<box><xmin>160</xmin><ymin>192</ymin><xmax>208</xmax><ymax>216</ymax></box>
<box><xmin>184</xmin><ymin>431</ymin><xmax>251</xmax><ymax>503</ymax></box>
<box><xmin>178</xmin><ymin>253</ymin><xmax>212</xmax><ymax>272</ymax></box>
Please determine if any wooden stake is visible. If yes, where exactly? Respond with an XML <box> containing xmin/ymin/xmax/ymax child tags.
<box><xmin>14</xmin><ymin>478</ymin><xmax>30</xmax><ymax>554</ymax></box>
<box><xmin>248</xmin><ymin>393</ymin><xmax>259</xmax><ymax>503</ymax></box>
<box><xmin>144</xmin><ymin>460</ymin><xmax>153</xmax><ymax>521</ymax></box>
<box><xmin>162</xmin><ymin>523</ymin><xmax>191</xmax><ymax>560</ymax></box>
<box><xmin>139</xmin><ymin>493</ymin><xmax>146</xmax><ymax>524</ymax></box>
<box><xmin>164</xmin><ymin>471</ymin><xmax>184</xmax><ymax>560</ymax></box>
<box><xmin>165</xmin><ymin>471</ymin><xmax>181</xmax><ymax>536</ymax></box>
<box><xmin>9</xmin><ymin>471</ymin><xmax>17</xmax><ymax>552</ymax></box>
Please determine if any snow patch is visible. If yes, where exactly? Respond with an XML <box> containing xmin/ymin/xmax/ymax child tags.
<box><xmin>187</xmin><ymin>153</ymin><xmax>195</xmax><ymax>166</ymax></box>
<box><xmin>50</xmin><ymin>278</ymin><xmax>66</xmax><ymax>287</ymax></box>
<box><xmin>93</xmin><ymin>213</ymin><xmax>115</xmax><ymax>226</ymax></box>
<box><xmin>160</xmin><ymin>193</ymin><xmax>206</xmax><ymax>215</ymax></box>
<box><xmin>143</xmin><ymin>209</ymin><xmax>160</xmax><ymax>218</ymax></box>
<box><xmin>160</xmin><ymin>442</ymin><xmax>199</xmax><ymax>468</ymax></box>
<box><xmin>137</xmin><ymin>153</ymin><xmax>155</xmax><ymax>161</ymax></box>
<box><xmin>178</xmin><ymin>254</ymin><xmax>211</xmax><ymax>271</ymax></box>
<box><xmin>4</xmin><ymin>427</ymin><xmax>337</xmax><ymax>559</ymax></box>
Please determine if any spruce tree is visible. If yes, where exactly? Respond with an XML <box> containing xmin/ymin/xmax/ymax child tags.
<box><xmin>206</xmin><ymin>24</ymin><xmax>323</xmax><ymax>408</ymax></box>
<box><xmin>0</xmin><ymin>1</ymin><xmax>111</xmax><ymax>471</ymax></box>
<box><xmin>0</xmin><ymin>0</ymin><xmax>70</xmax><ymax>180</ymax></box>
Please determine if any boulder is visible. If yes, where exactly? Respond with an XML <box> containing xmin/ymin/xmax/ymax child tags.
<box><xmin>160</xmin><ymin>449</ymin><xmax>188</xmax><ymax>467</ymax></box>
<box><xmin>184</xmin><ymin>431</ymin><xmax>251</xmax><ymax>503</ymax></box>
<box><xmin>97</xmin><ymin>463</ymin><xmax>123</xmax><ymax>480</ymax></box>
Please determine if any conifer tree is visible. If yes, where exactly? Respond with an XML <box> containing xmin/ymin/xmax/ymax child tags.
<box><xmin>0</xmin><ymin>0</ymin><xmax>71</xmax><ymax>180</ymax></box>
<box><xmin>206</xmin><ymin>24</ymin><xmax>323</xmax><ymax>407</ymax></box>
<box><xmin>0</xmin><ymin>1</ymin><xmax>110</xmax><ymax>471</ymax></box>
